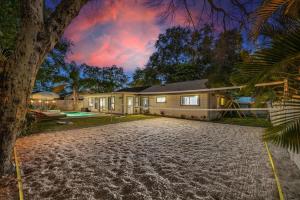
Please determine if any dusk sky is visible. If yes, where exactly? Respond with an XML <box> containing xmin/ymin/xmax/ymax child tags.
<box><xmin>63</xmin><ymin>0</ymin><xmax>191</xmax><ymax>73</ymax></box>
<box><xmin>62</xmin><ymin>0</ymin><xmax>258</xmax><ymax>74</ymax></box>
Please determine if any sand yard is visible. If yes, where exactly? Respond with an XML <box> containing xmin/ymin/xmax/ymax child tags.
<box><xmin>15</xmin><ymin>118</ymin><xmax>279</xmax><ymax>200</ymax></box>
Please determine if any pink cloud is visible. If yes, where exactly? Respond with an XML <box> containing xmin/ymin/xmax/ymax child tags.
<box><xmin>64</xmin><ymin>0</ymin><xmax>164</xmax><ymax>71</ymax></box>
<box><xmin>63</xmin><ymin>0</ymin><xmax>213</xmax><ymax>71</ymax></box>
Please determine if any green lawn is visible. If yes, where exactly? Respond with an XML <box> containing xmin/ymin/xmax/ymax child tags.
<box><xmin>27</xmin><ymin>114</ymin><xmax>158</xmax><ymax>135</ymax></box>
<box><xmin>214</xmin><ymin>117</ymin><xmax>272</xmax><ymax>128</ymax></box>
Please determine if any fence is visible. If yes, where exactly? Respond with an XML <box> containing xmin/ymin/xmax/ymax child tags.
<box><xmin>55</xmin><ymin>100</ymin><xmax>84</xmax><ymax>111</ymax></box>
<box><xmin>269</xmin><ymin>99</ymin><xmax>300</xmax><ymax>170</ymax></box>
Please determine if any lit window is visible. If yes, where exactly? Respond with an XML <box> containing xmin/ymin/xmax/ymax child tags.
<box><xmin>142</xmin><ymin>97</ymin><xmax>148</xmax><ymax>107</ymax></box>
<box><xmin>108</xmin><ymin>97</ymin><xmax>115</xmax><ymax>110</ymax></box>
<box><xmin>156</xmin><ymin>96</ymin><xmax>166</xmax><ymax>103</ymax></box>
<box><xmin>89</xmin><ymin>98</ymin><xmax>94</xmax><ymax>107</ymax></box>
<box><xmin>181</xmin><ymin>96</ymin><xmax>199</xmax><ymax>105</ymax></box>
<box><xmin>135</xmin><ymin>97</ymin><xmax>139</xmax><ymax>106</ymax></box>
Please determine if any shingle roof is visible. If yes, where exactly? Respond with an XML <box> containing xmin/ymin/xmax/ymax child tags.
<box><xmin>116</xmin><ymin>86</ymin><xmax>150</xmax><ymax>93</ymax></box>
<box><xmin>141</xmin><ymin>79</ymin><xmax>208</xmax><ymax>93</ymax></box>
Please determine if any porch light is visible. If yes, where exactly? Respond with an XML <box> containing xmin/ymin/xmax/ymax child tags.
<box><xmin>220</xmin><ymin>97</ymin><xmax>225</xmax><ymax>106</ymax></box>
<box><xmin>38</xmin><ymin>100</ymin><xmax>42</xmax><ymax>103</ymax></box>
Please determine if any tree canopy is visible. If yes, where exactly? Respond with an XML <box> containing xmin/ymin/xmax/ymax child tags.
<box><xmin>83</xmin><ymin>65</ymin><xmax>128</xmax><ymax>93</ymax></box>
<box><xmin>131</xmin><ymin>25</ymin><xmax>244</xmax><ymax>87</ymax></box>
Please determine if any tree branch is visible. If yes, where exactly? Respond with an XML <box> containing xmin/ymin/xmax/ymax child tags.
<box><xmin>45</xmin><ymin>0</ymin><xmax>89</xmax><ymax>49</ymax></box>
<box><xmin>183</xmin><ymin>0</ymin><xmax>196</xmax><ymax>30</ymax></box>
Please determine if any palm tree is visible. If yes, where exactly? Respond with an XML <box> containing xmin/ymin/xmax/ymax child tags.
<box><xmin>235</xmin><ymin>0</ymin><xmax>300</xmax><ymax>152</ymax></box>
<box><xmin>54</xmin><ymin>62</ymin><xmax>87</xmax><ymax>110</ymax></box>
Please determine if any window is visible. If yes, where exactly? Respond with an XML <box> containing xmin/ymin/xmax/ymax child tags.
<box><xmin>99</xmin><ymin>97</ymin><xmax>105</xmax><ymax>111</ymax></box>
<box><xmin>94</xmin><ymin>98</ymin><xmax>99</xmax><ymax>109</ymax></box>
<box><xmin>108</xmin><ymin>97</ymin><xmax>115</xmax><ymax>111</ymax></box>
<box><xmin>181</xmin><ymin>96</ymin><xmax>199</xmax><ymax>105</ymax></box>
<box><xmin>89</xmin><ymin>98</ymin><xmax>94</xmax><ymax>107</ymax></box>
<box><xmin>142</xmin><ymin>97</ymin><xmax>149</xmax><ymax>108</ymax></box>
<box><xmin>135</xmin><ymin>97</ymin><xmax>139</xmax><ymax>107</ymax></box>
<box><xmin>156</xmin><ymin>96</ymin><xmax>166</xmax><ymax>103</ymax></box>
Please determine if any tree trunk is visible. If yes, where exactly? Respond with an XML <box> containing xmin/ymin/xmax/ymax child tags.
<box><xmin>72</xmin><ymin>87</ymin><xmax>78</xmax><ymax>110</ymax></box>
<box><xmin>0</xmin><ymin>0</ymin><xmax>88</xmax><ymax>176</ymax></box>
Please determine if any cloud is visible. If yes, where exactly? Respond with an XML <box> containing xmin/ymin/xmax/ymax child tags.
<box><xmin>64</xmin><ymin>0</ymin><xmax>163</xmax><ymax>71</ymax></box>
<box><xmin>63</xmin><ymin>0</ymin><xmax>220</xmax><ymax>72</ymax></box>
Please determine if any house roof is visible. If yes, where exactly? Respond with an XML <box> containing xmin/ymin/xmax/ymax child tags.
<box><xmin>115</xmin><ymin>86</ymin><xmax>150</xmax><ymax>93</ymax></box>
<box><xmin>141</xmin><ymin>79</ymin><xmax>208</xmax><ymax>93</ymax></box>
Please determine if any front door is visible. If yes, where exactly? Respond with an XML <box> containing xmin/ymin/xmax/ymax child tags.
<box><xmin>99</xmin><ymin>97</ymin><xmax>106</xmax><ymax>112</ymax></box>
<box><xmin>127</xmin><ymin>97</ymin><xmax>134</xmax><ymax>114</ymax></box>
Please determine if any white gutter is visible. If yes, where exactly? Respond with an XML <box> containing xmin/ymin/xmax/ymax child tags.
<box><xmin>138</xmin><ymin>85</ymin><xmax>244</xmax><ymax>95</ymax></box>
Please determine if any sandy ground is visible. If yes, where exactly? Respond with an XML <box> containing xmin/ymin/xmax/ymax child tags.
<box><xmin>11</xmin><ymin>118</ymin><xmax>281</xmax><ymax>200</ymax></box>
<box><xmin>0</xmin><ymin>176</ymin><xmax>18</xmax><ymax>200</ymax></box>
<box><xmin>269</xmin><ymin>144</ymin><xmax>300</xmax><ymax>200</ymax></box>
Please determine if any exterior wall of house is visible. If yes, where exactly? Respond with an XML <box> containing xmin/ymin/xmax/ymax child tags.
<box><xmin>123</xmin><ymin>93</ymin><xmax>140</xmax><ymax>114</ymax></box>
<box><xmin>80</xmin><ymin>91</ymin><xmax>222</xmax><ymax>120</ymax></box>
<box><xmin>82</xmin><ymin>93</ymin><xmax>125</xmax><ymax>114</ymax></box>
<box><xmin>142</xmin><ymin>92</ymin><xmax>218</xmax><ymax>120</ymax></box>
<box><xmin>81</xmin><ymin>92</ymin><xmax>141</xmax><ymax>115</ymax></box>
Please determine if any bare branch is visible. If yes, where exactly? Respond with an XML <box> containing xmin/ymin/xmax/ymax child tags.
<box><xmin>146</xmin><ymin>0</ymin><xmax>256</xmax><ymax>31</ymax></box>
<box><xmin>183</xmin><ymin>0</ymin><xmax>196</xmax><ymax>30</ymax></box>
<box><xmin>45</xmin><ymin>0</ymin><xmax>89</xmax><ymax>49</ymax></box>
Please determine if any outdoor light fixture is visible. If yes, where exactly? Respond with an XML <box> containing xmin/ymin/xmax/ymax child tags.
<box><xmin>52</xmin><ymin>100</ymin><xmax>56</xmax><ymax>103</ymax></box>
<box><xmin>220</xmin><ymin>97</ymin><xmax>225</xmax><ymax>106</ymax></box>
<box><xmin>30</xmin><ymin>100</ymin><xmax>34</xmax><ymax>103</ymax></box>
<box><xmin>46</xmin><ymin>101</ymin><xmax>49</xmax><ymax>104</ymax></box>
<box><xmin>38</xmin><ymin>100</ymin><xmax>42</xmax><ymax>103</ymax></box>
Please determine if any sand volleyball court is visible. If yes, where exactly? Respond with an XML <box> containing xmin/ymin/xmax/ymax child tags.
<box><xmin>16</xmin><ymin>118</ymin><xmax>277</xmax><ymax>199</ymax></box>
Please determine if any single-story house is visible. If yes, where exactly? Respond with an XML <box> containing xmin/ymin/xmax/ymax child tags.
<box><xmin>80</xmin><ymin>79</ymin><xmax>242</xmax><ymax>120</ymax></box>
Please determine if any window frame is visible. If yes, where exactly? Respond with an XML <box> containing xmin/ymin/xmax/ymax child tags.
<box><xmin>180</xmin><ymin>95</ymin><xmax>200</xmax><ymax>106</ymax></box>
<box><xmin>156</xmin><ymin>96</ymin><xmax>166</xmax><ymax>103</ymax></box>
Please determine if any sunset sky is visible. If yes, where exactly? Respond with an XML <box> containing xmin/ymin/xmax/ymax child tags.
<box><xmin>63</xmin><ymin>0</ymin><xmax>190</xmax><ymax>73</ymax></box>
<box><xmin>60</xmin><ymin>0</ymin><xmax>258</xmax><ymax>74</ymax></box>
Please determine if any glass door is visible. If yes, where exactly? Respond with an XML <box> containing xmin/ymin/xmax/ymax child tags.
<box><xmin>127</xmin><ymin>97</ymin><xmax>134</xmax><ymax>114</ymax></box>
<box><xmin>99</xmin><ymin>97</ymin><xmax>106</xmax><ymax>112</ymax></box>
<box><xmin>142</xmin><ymin>97</ymin><xmax>149</xmax><ymax>112</ymax></box>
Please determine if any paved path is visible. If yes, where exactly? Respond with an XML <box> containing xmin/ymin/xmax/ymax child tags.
<box><xmin>16</xmin><ymin>118</ymin><xmax>277</xmax><ymax>200</ymax></box>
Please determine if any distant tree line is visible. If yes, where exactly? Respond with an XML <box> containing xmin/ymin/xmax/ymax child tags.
<box><xmin>34</xmin><ymin>40</ymin><xmax>128</xmax><ymax>95</ymax></box>
<box><xmin>130</xmin><ymin>25</ymin><xmax>247</xmax><ymax>87</ymax></box>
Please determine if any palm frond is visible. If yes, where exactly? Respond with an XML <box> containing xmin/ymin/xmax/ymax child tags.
<box><xmin>234</xmin><ymin>28</ymin><xmax>300</xmax><ymax>85</ymax></box>
<box><xmin>259</xmin><ymin>16</ymin><xmax>300</xmax><ymax>38</ymax></box>
<box><xmin>233</xmin><ymin>23</ymin><xmax>300</xmax><ymax>152</ymax></box>
<box><xmin>265</xmin><ymin>100</ymin><xmax>300</xmax><ymax>153</ymax></box>
<box><xmin>251</xmin><ymin>0</ymin><xmax>296</xmax><ymax>38</ymax></box>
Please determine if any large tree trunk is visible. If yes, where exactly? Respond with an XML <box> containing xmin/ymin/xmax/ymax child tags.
<box><xmin>0</xmin><ymin>0</ymin><xmax>88</xmax><ymax>176</ymax></box>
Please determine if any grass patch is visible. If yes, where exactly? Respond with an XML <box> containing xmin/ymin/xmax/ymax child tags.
<box><xmin>27</xmin><ymin>114</ymin><xmax>158</xmax><ymax>135</ymax></box>
<box><xmin>214</xmin><ymin>117</ymin><xmax>271</xmax><ymax>128</ymax></box>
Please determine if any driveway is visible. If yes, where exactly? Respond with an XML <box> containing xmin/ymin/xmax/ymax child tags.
<box><xmin>16</xmin><ymin>118</ymin><xmax>277</xmax><ymax>200</ymax></box>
